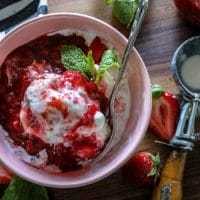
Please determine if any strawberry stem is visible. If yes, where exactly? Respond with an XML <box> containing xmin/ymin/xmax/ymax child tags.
<box><xmin>152</xmin><ymin>84</ymin><xmax>164</xmax><ymax>99</ymax></box>
<box><xmin>148</xmin><ymin>152</ymin><xmax>161</xmax><ymax>184</ymax></box>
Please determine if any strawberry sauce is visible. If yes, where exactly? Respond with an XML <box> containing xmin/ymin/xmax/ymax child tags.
<box><xmin>0</xmin><ymin>34</ymin><xmax>109</xmax><ymax>172</ymax></box>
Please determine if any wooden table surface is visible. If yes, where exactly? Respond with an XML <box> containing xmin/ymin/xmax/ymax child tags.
<box><xmin>48</xmin><ymin>0</ymin><xmax>200</xmax><ymax>199</ymax></box>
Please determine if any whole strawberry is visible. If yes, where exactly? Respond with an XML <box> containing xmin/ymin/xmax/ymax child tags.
<box><xmin>121</xmin><ymin>151</ymin><xmax>160</xmax><ymax>187</ymax></box>
<box><xmin>0</xmin><ymin>165</ymin><xmax>13</xmax><ymax>185</ymax></box>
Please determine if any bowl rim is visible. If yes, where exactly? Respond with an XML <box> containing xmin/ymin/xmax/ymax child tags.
<box><xmin>0</xmin><ymin>12</ymin><xmax>152</xmax><ymax>188</ymax></box>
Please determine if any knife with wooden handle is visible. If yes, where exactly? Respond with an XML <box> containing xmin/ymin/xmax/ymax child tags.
<box><xmin>152</xmin><ymin>100</ymin><xmax>198</xmax><ymax>200</ymax></box>
<box><xmin>152</xmin><ymin>150</ymin><xmax>187</xmax><ymax>200</ymax></box>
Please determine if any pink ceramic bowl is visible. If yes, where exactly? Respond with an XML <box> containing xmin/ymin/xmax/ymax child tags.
<box><xmin>0</xmin><ymin>13</ymin><xmax>151</xmax><ymax>188</ymax></box>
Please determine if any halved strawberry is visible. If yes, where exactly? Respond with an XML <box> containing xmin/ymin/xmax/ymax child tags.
<box><xmin>88</xmin><ymin>36</ymin><xmax>107</xmax><ymax>63</ymax></box>
<box><xmin>0</xmin><ymin>165</ymin><xmax>13</xmax><ymax>185</ymax></box>
<box><xmin>149</xmin><ymin>84</ymin><xmax>180</xmax><ymax>141</ymax></box>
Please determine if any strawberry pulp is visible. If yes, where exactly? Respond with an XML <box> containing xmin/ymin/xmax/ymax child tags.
<box><xmin>0</xmin><ymin>34</ymin><xmax>109</xmax><ymax>172</ymax></box>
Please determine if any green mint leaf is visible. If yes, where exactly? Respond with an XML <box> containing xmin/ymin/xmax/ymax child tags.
<box><xmin>84</xmin><ymin>51</ymin><xmax>95</xmax><ymax>80</ymax></box>
<box><xmin>105</xmin><ymin>0</ymin><xmax>114</xmax><ymax>5</ymax></box>
<box><xmin>113</xmin><ymin>0</ymin><xmax>140</xmax><ymax>28</ymax></box>
<box><xmin>61</xmin><ymin>45</ymin><xmax>92</xmax><ymax>78</ymax></box>
<box><xmin>96</xmin><ymin>50</ymin><xmax>119</xmax><ymax>83</ymax></box>
<box><xmin>2</xmin><ymin>176</ymin><xmax>49</xmax><ymax>200</ymax></box>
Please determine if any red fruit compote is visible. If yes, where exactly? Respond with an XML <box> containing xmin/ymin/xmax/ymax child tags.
<box><xmin>0</xmin><ymin>34</ymin><xmax>111</xmax><ymax>173</ymax></box>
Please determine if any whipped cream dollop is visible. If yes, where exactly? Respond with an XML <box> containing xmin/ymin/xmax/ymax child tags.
<box><xmin>20</xmin><ymin>73</ymin><xmax>109</xmax><ymax>145</ymax></box>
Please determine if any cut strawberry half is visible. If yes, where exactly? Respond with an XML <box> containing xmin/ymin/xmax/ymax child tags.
<box><xmin>149</xmin><ymin>84</ymin><xmax>180</xmax><ymax>141</ymax></box>
<box><xmin>0</xmin><ymin>165</ymin><xmax>13</xmax><ymax>185</ymax></box>
<box><xmin>88</xmin><ymin>36</ymin><xmax>107</xmax><ymax>63</ymax></box>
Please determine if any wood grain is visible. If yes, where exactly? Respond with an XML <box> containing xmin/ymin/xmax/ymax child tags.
<box><xmin>48</xmin><ymin>0</ymin><xmax>200</xmax><ymax>199</ymax></box>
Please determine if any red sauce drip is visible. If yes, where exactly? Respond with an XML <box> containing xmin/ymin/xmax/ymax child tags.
<box><xmin>48</xmin><ymin>97</ymin><xmax>68</xmax><ymax>119</ymax></box>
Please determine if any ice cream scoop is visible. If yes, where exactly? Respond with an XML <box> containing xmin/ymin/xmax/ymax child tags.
<box><xmin>152</xmin><ymin>36</ymin><xmax>200</xmax><ymax>200</ymax></box>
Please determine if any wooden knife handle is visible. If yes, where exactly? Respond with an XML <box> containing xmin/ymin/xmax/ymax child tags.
<box><xmin>151</xmin><ymin>150</ymin><xmax>187</xmax><ymax>200</ymax></box>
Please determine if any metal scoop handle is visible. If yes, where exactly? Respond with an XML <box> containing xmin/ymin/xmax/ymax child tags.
<box><xmin>170</xmin><ymin>97</ymin><xmax>199</xmax><ymax>151</ymax></box>
<box><xmin>152</xmin><ymin>96</ymin><xmax>200</xmax><ymax>199</ymax></box>
<box><xmin>153</xmin><ymin>35</ymin><xmax>200</xmax><ymax>200</ymax></box>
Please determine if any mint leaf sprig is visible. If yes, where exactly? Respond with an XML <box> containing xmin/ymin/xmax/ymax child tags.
<box><xmin>95</xmin><ymin>50</ymin><xmax>119</xmax><ymax>83</ymax></box>
<box><xmin>105</xmin><ymin>0</ymin><xmax>140</xmax><ymax>28</ymax></box>
<box><xmin>106</xmin><ymin>0</ymin><xmax>114</xmax><ymax>5</ymax></box>
<box><xmin>61</xmin><ymin>45</ymin><xmax>93</xmax><ymax>78</ymax></box>
<box><xmin>61</xmin><ymin>45</ymin><xmax>120</xmax><ymax>84</ymax></box>
<box><xmin>1</xmin><ymin>176</ymin><xmax>49</xmax><ymax>200</ymax></box>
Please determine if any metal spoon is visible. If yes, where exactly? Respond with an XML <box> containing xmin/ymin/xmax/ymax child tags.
<box><xmin>96</xmin><ymin>0</ymin><xmax>149</xmax><ymax>160</ymax></box>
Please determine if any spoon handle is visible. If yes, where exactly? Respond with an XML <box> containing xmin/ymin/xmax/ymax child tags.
<box><xmin>121</xmin><ymin>0</ymin><xmax>149</xmax><ymax>70</ymax></box>
<box><xmin>110</xmin><ymin>0</ymin><xmax>149</xmax><ymax>106</ymax></box>
<box><xmin>94</xmin><ymin>0</ymin><xmax>149</xmax><ymax>163</ymax></box>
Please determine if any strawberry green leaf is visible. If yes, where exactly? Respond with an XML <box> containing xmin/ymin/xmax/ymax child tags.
<box><xmin>148</xmin><ymin>153</ymin><xmax>161</xmax><ymax>183</ymax></box>
<box><xmin>1</xmin><ymin>176</ymin><xmax>49</xmax><ymax>200</ymax></box>
<box><xmin>152</xmin><ymin>84</ymin><xmax>164</xmax><ymax>99</ymax></box>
